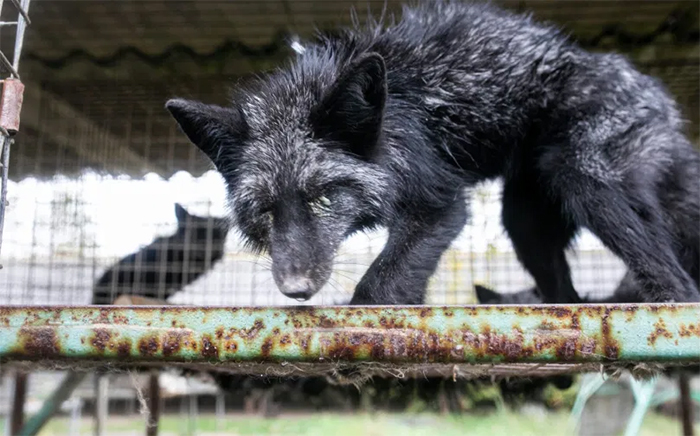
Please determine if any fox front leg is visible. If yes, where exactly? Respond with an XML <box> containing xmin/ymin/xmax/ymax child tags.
<box><xmin>349</xmin><ymin>198</ymin><xmax>468</xmax><ymax>305</ymax></box>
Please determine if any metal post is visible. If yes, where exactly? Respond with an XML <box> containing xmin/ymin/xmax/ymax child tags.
<box><xmin>215</xmin><ymin>392</ymin><xmax>225</xmax><ymax>431</ymax></box>
<box><xmin>10</xmin><ymin>371</ymin><xmax>27</xmax><ymax>435</ymax></box>
<box><xmin>93</xmin><ymin>372</ymin><xmax>109</xmax><ymax>436</ymax></box>
<box><xmin>623</xmin><ymin>377</ymin><xmax>658</xmax><ymax>436</ymax></box>
<box><xmin>17</xmin><ymin>371</ymin><xmax>87</xmax><ymax>436</ymax></box>
<box><xmin>187</xmin><ymin>379</ymin><xmax>197</xmax><ymax>436</ymax></box>
<box><xmin>0</xmin><ymin>136</ymin><xmax>11</xmax><ymax>259</ymax></box>
<box><xmin>11</xmin><ymin>0</ymin><xmax>32</xmax><ymax>73</ymax></box>
<box><xmin>146</xmin><ymin>372</ymin><xmax>160</xmax><ymax>436</ymax></box>
<box><xmin>0</xmin><ymin>0</ymin><xmax>30</xmax><ymax>260</ymax></box>
<box><xmin>679</xmin><ymin>372</ymin><xmax>695</xmax><ymax>436</ymax></box>
<box><xmin>68</xmin><ymin>398</ymin><xmax>83</xmax><ymax>436</ymax></box>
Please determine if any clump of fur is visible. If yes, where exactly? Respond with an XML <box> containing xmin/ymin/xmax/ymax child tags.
<box><xmin>166</xmin><ymin>1</ymin><xmax>700</xmax><ymax>305</ymax></box>
<box><xmin>92</xmin><ymin>203</ymin><xmax>229</xmax><ymax>304</ymax></box>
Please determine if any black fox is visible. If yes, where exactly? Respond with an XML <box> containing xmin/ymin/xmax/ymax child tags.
<box><xmin>91</xmin><ymin>203</ymin><xmax>229</xmax><ymax>304</ymax></box>
<box><xmin>166</xmin><ymin>1</ymin><xmax>700</xmax><ymax>304</ymax></box>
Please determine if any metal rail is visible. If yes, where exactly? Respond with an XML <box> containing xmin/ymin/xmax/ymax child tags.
<box><xmin>0</xmin><ymin>0</ymin><xmax>30</xmax><ymax>260</ymax></box>
<box><xmin>1</xmin><ymin>304</ymin><xmax>698</xmax><ymax>366</ymax></box>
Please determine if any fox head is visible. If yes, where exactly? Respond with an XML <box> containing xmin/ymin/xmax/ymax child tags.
<box><xmin>166</xmin><ymin>53</ymin><xmax>393</xmax><ymax>301</ymax></box>
<box><xmin>173</xmin><ymin>203</ymin><xmax>230</xmax><ymax>264</ymax></box>
<box><xmin>474</xmin><ymin>284</ymin><xmax>544</xmax><ymax>305</ymax></box>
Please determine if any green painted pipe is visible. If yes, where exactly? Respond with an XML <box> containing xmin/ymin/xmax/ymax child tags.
<box><xmin>0</xmin><ymin>304</ymin><xmax>698</xmax><ymax>365</ymax></box>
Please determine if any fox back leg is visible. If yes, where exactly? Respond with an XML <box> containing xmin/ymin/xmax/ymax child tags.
<box><xmin>502</xmin><ymin>168</ymin><xmax>581</xmax><ymax>304</ymax></box>
<box><xmin>539</xmin><ymin>120</ymin><xmax>700</xmax><ymax>303</ymax></box>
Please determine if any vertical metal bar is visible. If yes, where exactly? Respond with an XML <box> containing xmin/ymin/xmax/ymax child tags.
<box><xmin>146</xmin><ymin>372</ymin><xmax>160</xmax><ymax>436</ymax></box>
<box><xmin>215</xmin><ymin>392</ymin><xmax>225</xmax><ymax>431</ymax></box>
<box><xmin>12</xmin><ymin>0</ymin><xmax>31</xmax><ymax>72</ymax></box>
<box><xmin>623</xmin><ymin>377</ymin><xmax>658</xmax><ymax>436</ymax></box>
<box><xmin>18</xmin><ymin>371</ymin><xmax>88</xmax><ymax>436</ymax></box>
<box><xmin>0</xmin><ymin>0</ymin><xmax>30</xmax><ymax>257</ymax></box>
<box><xmin>0</xmin><ymin>136</ymin><xmax>11</xmax><ymax>259</ymax></box>
<box><xmin>3</xmin><ymin>376</ymin><xmax>9</xmax><ymax>436</ymax></box>
<box><xmin>68</xmin><ymin>398</ymin><xmax>82</xmax><ymax>436</ymax></box>
<box><xmin>94</xmin><ymin>372</ymin><xmax>108</xmax><ymax>436</ymax></box>
<box><xmin>10</xmin><ymin>372</ymin><xmax>27</xmax><ymax>436</ymax></box>
<box><xmin>679</xmin><ymin>372</ymin><xmax>695</xmax><ymax>436</ymax></box>
<box><xmin>187</xmin><ymin>391</ymin><xmax>197</xmax><ymax>436</ymax></box>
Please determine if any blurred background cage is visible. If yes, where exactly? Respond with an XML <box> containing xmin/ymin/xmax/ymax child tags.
<box><xmin>0</xmin><ymin>1</ymin><xmax>698</xmax><ymax>434</ymax></box>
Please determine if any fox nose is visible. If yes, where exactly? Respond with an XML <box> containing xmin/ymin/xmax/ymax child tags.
<box><xmin>277</xmin><ymin>276</ymin><xmax>315</xmax><ymax>301</ymax></box>
<box><xmin>272</xmin><ymin>259</ymin><xmax>317</xmax><ymax>301</ymax></box>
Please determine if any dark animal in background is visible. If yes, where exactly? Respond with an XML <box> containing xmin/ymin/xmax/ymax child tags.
<box><xmin>91</xmin><ymin>203</ymin><xmax>229</xmax><ymax>304</ymax></box>
<box><xmin>474</xmin><ymin>271</ymin><xmax>643</xmax><ymax>305</ymax></box>
<box><xmin>166</xmin><ymin>1</ymin><xmax>700</xmax><ymax>305</ymax></box>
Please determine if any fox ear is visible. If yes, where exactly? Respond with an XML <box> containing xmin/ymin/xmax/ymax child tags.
<box><xmin>165</xmin><ymin>98</ymin><xmax>246</xmax><ymax>166</ymax></box>
<box><xmin>474</xmin><ymin>285</ymin><xmax>502</xmax><ymax>304</ymax></box>
<box><xmin>312</xmin><ymin>52</ymin><xmax>387</xmax><ymax>160</ymax></box>
<box><xmin>174</xmin><ymin>203</ymin><xmax>190</xmax><ymax>225</ymax></box>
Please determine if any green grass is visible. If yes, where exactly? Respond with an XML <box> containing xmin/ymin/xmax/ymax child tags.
<box><xmin>22</xmin><ymin>410</ymin><xmax>682</xmax><ymax>436</ymax></box>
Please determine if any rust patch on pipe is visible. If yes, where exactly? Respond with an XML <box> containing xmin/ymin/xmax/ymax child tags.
<box><xmin>201</xmin><ymin>335</ymin><xmax>219</xmax><ymax>359</ymax></box>
<box><xmin>138</xmin><ymin>335</ymin><xmax>160</xmax><ymax>357</ymax></box>
<box><xmin>241</xmin><ymin>320</ymin><xmax>265</xmax><ymax>339</ymax></box>
<box><xmin>648</xmin><ymin>319</ymin><xmax>674</xmax><ymax>345</ymax></box>
<box><xmin>600</xmin><ymin>309</ymin><xmax>620</xmax><ymax>359</ymax></box>
<box><xmin>162</xmin><ymin>330</ymin><xmax>192</xmax><ymax>357</ymax></box>
<box><xmin>117</xmin><ymin>340</ymin><xmax>132</xmax><ymax>358</ymax></box>
<box><xmin>18</xmin><ymin>327</ymin><xmax>60</xmax><ymax>359</ymax></box>
<box><xmin>679</xmin><ymin>323</ymin><xmax>699</xmax><ymax>338</ymax></box>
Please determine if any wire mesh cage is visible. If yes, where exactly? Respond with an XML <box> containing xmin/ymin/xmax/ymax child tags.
<box><xmin>0</xmin><ymin>0</ymin><xmax>696</xmax><ymax>309</ymax></box>
<box><xmin>0</xmin><ymin>1</ymin><xmax>698</xmax><ymax>435</ymax></box>
<box><xmin>0</xmin><ymin>0</ymin><xmax>30</xmax><ymax>260</ymax></box>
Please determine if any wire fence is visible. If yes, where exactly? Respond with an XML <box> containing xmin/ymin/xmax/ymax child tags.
<box><xmin>0</xmin><ymin>170</ymin><xmax>629</xmax><ymax>307</ymax></box>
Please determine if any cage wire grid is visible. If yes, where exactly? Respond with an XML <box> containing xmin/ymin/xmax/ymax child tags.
<box><xmin>0</xmin><ymin>1</ymin><xmax>697</xmax><ymax>435</ymax></box>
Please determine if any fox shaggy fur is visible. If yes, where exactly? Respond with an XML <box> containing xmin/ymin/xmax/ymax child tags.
<box><xmin>92</xmin><ymin>204</ymin><xmax>229</xmax><ymax>304</ymax></box>
<box><xmin>166</xmin><ymin>1</ymin><xmax>700</xmax><ymax>304</ymax></box>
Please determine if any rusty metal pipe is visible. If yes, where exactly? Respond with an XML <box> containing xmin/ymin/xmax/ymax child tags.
<box><xmin>0</xmin><ymin>304</ymin><xmax>698</xmax><ymax>365</ymax></box>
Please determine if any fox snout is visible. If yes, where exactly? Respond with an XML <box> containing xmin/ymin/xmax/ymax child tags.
<box><xmin>271</xmin><ymin>256</ymin><xmax>329</xmax><ymax>301</ymax></box>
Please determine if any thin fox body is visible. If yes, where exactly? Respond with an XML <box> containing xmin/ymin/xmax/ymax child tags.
<box><xmin>166</xmin><ymin>1</ymin><xmax>700</xmax><ymax>304</ymax></box>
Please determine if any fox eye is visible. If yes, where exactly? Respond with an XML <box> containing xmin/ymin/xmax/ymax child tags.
<box><xmin>263</xmin><ymin>211</ymin><xmax>273</xmax><ymax>224</ymax></box>
<box><xmin>309</xmin><ymin>195</ymin><xmax>332</xmax><ymax>216</ymax></box>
